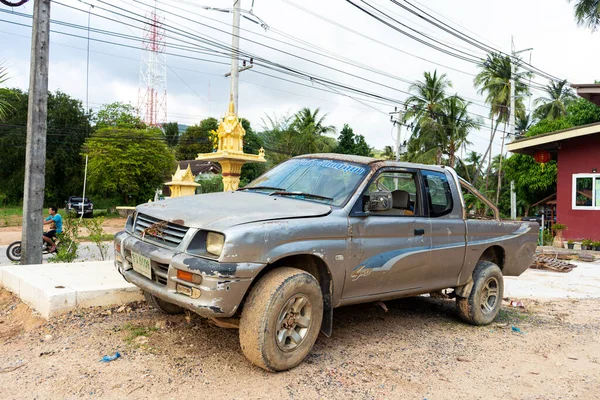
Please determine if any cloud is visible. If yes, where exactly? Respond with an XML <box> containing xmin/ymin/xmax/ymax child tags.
<box><xmin>1</xmin><ymin>0</ymin><xmax>596</xmax><ymax>159</ymax></box>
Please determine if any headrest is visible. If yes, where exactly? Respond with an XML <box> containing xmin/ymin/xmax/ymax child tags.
<box><xmin>391</xmin><ymin>190</ymin><xmax>410</xmax><ymax>209</ymax></box>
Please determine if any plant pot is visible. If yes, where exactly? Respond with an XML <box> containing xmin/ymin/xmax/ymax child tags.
<box><xmin>595</xmin><ymin>246</ymin><xmax>600</xmax><ymax>252</ymax></box>
<box><xmin>567</xmin><ymin>244</ymin><xmax>574</xmax><ymax>250</ymax></box>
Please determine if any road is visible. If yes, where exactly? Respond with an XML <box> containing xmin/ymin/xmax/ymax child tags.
<box><xmin>0</xmin><ymin>242</ymin><xmax>115</xmax><ymax>265</ymax></box>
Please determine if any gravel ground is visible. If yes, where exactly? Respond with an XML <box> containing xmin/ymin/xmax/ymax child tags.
<box><xmin>1</xmin><ymin>288</ymin><xmax>599</xmax><ymax>399</ymax></box>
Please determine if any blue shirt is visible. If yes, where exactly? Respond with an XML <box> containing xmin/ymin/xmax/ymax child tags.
<box><xmin>45</xmin><ymin>214</ymin><xmax>63</xmax><ymax>233</ymax></box>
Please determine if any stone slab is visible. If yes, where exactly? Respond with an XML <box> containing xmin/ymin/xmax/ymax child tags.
<box><xmin>0</xmin><ymin>261</ymin><xmax>143</xmax><ymax>318</ymax></box>
<box><xmin>505</xmin><ymin>260</ymin><xmax>600</xmax><ymax>299</ymax></box>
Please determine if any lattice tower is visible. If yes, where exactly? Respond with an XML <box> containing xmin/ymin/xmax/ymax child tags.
<box><xmin>137</xmin><ymin>8</ymin><xmax>167</xmax><ymax>127</ymax></box>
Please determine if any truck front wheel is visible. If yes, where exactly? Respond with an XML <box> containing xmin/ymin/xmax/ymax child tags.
<box><xmin>456</xmin><ymin>261</ymin><xmax>504</xmax><ymax>325</ymax></box>
<box><xmin>239</xmin><ymin>267</ymin><xmax>323</xmax><ymax>372</ymax></box>
<box><xmin>144</xmin><ymin>291</ymin><xmax>184</xmax><ymax>315</ymax></box>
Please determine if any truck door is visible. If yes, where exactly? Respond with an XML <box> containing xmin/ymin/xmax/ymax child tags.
<box><xmin>343</xmin><ymin>169</ymin><xmax>432</xmax><ymax>300</ymax></box>
<box><xmin>419</xmin><ymin>170</ymin><xmax>467</xmax><ymax>290</ymax></box>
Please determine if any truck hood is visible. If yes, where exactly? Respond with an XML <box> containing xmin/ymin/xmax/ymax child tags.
<box><xmin>136</xmin><ymin>191</ymin><xmax>332</xmax><ymax>231</ymax></box>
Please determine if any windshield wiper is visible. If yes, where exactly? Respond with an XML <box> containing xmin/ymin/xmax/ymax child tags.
<box><xmin>237</xmin><ymin>186</ymin><xmax>285</xmax><ymax>192</ymax></box>
<box><xmin>270</xmin><ymin>191</ymin><xmax>333</xmax><ymax>201</ymax></box>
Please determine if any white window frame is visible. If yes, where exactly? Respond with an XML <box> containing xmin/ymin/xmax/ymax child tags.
<box><xmin>572</xmin><ymin>174</ymin><xmax>600</xmax><ymax>210</ymax></box>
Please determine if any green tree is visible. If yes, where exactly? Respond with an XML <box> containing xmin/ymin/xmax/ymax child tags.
<box><xmin>334</xmin><ymin>124</ymin><xmax>373</xmax><ymax>156</ymax></box>
<box><xmin>516</xmin><ymin>113</ymin><xmax>535</xmax><ymax>136</ymax></box>
<box><xmin>0</xmin><ymin>89</ymin><xmax>91</xmax><ymax>205</ymax></box>
<box><xmin>239</xmin><ymin>118</ymin><xmax>267</xmax><ymax>186</ymax></box>
<box><xmin>404</xmin><ymin>70</ymin><xmax>451</xmax><ymax>164</ymax></box>
<box><xmin>565</xmin><ymin>97</ymin><xmax>600</xmax><ymax>125</ymax></box>
<box><xmin>380</xmin><ymin>145</ymin><xmax>396</xmax><ymax>160</ymax></box>
<box><xmin>84</xmin><ymin>127</ymin><xmax>175</xmax><ymax>204</ymax></box>
<box><xmin>94</xmin><ymin>102</ymin><xmax>145</xmax><ymax>129</ymax></box>
<box><xmin>437</xmin><ymin>95</ymin><xmax>477</xmax><ymax>168</ymax></box>
<box><xmin>474</xmin><ymin>53</ymin><xmax>530</xmax><ymax>188</ymax></box>
<box><xmin>162</xmin><ymin>121</ymin><xmax>180</xmax><ymax>147</ymax></box>
<box><xmin>568</xmin><ymin>0</ymin><xmax>600</xmax><ymax>30</ymax></box>
<box><xmin>291</xmin><ymin>107</ymin><xmax>336</xmax><ymax>154</ymax></box>
<box><xmin>534</xmin><ymin>80</ymin><xmax>576</xmax><ymax>121</ymax></box>
<box><xmin>176</xmin><ymin>117</ymin><xmax>218</xmax><ymax>160</ymax></box>
<box><xmin>0</xmin><ymin>62</ymin><xmax>14</xmax><ymax>120</ymax></box>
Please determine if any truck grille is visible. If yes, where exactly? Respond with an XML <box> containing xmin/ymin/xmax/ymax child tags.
<box><xmin>134</xmin><ymin>213</ymin><xmax>189</xmax><ymax>248</ymax></box>
<box><xmin>153</xmin><ymin>263</ymin><xmax>169</xmax><ymax>286</ymax></box>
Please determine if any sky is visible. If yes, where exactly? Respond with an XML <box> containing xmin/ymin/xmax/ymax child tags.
<box><xmin>1</xmin><ymin>0</ymin><xmax>598</xmax><ymax>159</ymax></box>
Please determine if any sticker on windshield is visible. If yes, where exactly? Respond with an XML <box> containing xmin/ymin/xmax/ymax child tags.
<box><xmin>294</xmin><ymin>158</ymin><xmax>367</xmax><ymax>175</ymax></box>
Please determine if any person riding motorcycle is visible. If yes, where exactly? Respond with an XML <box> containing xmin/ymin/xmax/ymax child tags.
<box><xmin>43</xmin><ymin>206</ymin><xmax>62</xmax><ymax>253</ymax></box>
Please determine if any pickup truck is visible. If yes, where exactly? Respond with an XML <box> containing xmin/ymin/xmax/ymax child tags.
<box><xmin>65</xmin><ymin>196</ymin><xmax>93</xmax><ymax>217</ymax></box>
<box><xmin>114</xmin><ymin>154</ymin><xmax>538</xmax><ymax>371</ymax></box>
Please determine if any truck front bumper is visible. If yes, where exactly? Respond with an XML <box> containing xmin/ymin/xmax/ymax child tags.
<box><xmin>114</xmin><ymin>231</ymin><xmax>265</xmax><ymax>318</ymax></box>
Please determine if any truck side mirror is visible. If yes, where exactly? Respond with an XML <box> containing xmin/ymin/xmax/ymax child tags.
<box><xmin>365</xmin><ymin>191</ymin><xmax>393</xmax><ymax>212</ymax></box>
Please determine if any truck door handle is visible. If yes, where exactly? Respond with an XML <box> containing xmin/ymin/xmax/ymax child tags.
<box><xmin>414</xmin><ymin>228</ymin><xmax>425</xmax><ymax>236</ymax></box>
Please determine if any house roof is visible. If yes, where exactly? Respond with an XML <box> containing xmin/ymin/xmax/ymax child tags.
<box><xmin>177</xmin><ymin>160</ymin><xmax>221</xmax><ymax>175</ymax></box>
<box><xmin>506</xmin><ymin>121</ymin><xmax>600</xmax><ymax>156</ymax></box>
<box><xmin>571</xmin><ymin>83</ymin><xmax>600</xmax><ymax>106</ymax></box>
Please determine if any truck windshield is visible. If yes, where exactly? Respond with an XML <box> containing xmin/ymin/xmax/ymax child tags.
<box><xmin>243</xmin><ymin>158</ymin><xmax>368</xmax><ymax>206</ymax></box>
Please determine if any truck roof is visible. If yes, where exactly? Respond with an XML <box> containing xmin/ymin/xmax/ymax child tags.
<box><xmin>294</xmin><ymin>153</ymin><xmax>450</xmax><ymax>173</ymax></box>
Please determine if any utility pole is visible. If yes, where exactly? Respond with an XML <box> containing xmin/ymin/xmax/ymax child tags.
<box><xmin>225</xmin><ymin>0</ymin><xmax>253</xmax><ymax>113</ymax></box>
<box><xmin>21</xmin><ymin>0</ymin><xmax>51</xmax><ymax>265</ymax></box>
<box><xmin>510</xmin><ymin>180</ymin><xmax>517</xmax><ymax>220</ymax></box>
<box><xmin>498</xmin><ymin>37</ymin><xmax>532</xmax><ymax>206</ymax></box>
<box><xmin>389</xmin><ymin>107</ymin><xmax>403</xmax><ymax>161</ymax></box>
<box><xmin>230</xmin><ymin>0</ymin><xmax>241</xmax><ymax>112</ymax></box>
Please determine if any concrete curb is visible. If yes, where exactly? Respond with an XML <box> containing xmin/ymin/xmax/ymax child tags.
<box><xmin>0</xmin><ymin>261</ymin><xmax>143</xmax><ymax>318</ymax></box>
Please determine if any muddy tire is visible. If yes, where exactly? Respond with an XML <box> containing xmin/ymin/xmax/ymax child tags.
<box><xmin>144</xmin><ymin>291</ymin><xmax>184</xmax><ymax>315</ymax></box>
<box><xmin>239</xmin><ymin>267</ymin><xmax>323</xmax><ymax>372</ymax></box>
<box><xmin>456</xmin><ymin>261</ymin><xmax>504</xmax><ymax>325</ymax></box>
<box><xmin>6</xmin><ymin>241</ymin><xmax>22</xmax><ymax>262</ymax></box>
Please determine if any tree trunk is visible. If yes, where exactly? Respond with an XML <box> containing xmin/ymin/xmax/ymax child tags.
<box><xmin>473</xmin><ymin>116</ymin><xmax>499</xmax><ymax>187</ymax></box>
<box><xmin>495</xmin><ymin>122</ymin><xmax>508</xmax><ymax>206</ymax></box>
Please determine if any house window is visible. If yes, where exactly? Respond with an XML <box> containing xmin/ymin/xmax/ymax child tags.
<box><xmin>572</xmin><ymin>174</ymin><xmax>600</xmax><ymax>210</ymax></box>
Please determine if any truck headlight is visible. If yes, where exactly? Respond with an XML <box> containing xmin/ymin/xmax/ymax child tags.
<box><xmin>206</xmin><ymin>232</ymin><xmax>225</xmax><ymax>256</ymax></box>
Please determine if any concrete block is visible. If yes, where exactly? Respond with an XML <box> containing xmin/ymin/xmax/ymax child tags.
<box><xmin>1</xmin><ymin>261</ymin><xmax>144</xmax><ymax>319</ymax></box>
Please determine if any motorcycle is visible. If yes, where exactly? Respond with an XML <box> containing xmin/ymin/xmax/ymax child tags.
<box><xmin>6</xmin><ymin>238</ymin><xmax>59</xmax><ymax>262</ymax></box>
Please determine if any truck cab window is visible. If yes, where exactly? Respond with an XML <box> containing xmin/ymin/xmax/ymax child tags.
<box><xmin>422</xmin><ymin>171</ymin><xmax>453</xmax><ymax>217</ymax></box>
<box><xmin>365</xmin><ymin>171</ymin><xmax>420</xmax><ymax>216</ymax></box>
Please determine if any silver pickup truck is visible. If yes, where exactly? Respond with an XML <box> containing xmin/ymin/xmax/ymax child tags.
<box><xmin>114</xmin><ymin>154</ymin><xmax>538</xmax><ymax>371</ymax></box>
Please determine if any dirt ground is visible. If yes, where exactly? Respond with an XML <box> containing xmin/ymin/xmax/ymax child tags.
<box><xmin>0</xmin><ymin>218</ymin><xmax>125</xmax><ymax>246</ymax></box>
<box><xmin>1</xmin><ymin>289</ymin><xmax>599</xmax><ymax>399</ymax></box>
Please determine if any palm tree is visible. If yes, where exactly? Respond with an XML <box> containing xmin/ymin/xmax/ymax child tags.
<box><xmin>473</xmin><ymin>53</ymin><xmax>529</xmax><ymax>188</ymax></box>
<box><xmin>404</xmin><ymin>70</ymin><xmax>452</xmax><ymax>164</ymax></box>
<box><xmin>437</xmin><ymin>96</ymin><xmax>477</xmax><ymax>168</ymax></box>
<box><xmin>291</xmin><ymin>107</ymin><xmax>336</xmax><ymax>154</ymax></box>
<box><xmin>516</xmin><ymin>113</ymin><xmax>535</xmax><ymax>136</ymax></box>
<box><xmin>534</xmin><ymin>80</ymin><xmax>576</xmax><ymax>120</ymax></box>
<box><xmin>0</xmin><ymin>62</ymin><xmax>14</xmax><ymax>120</ymax></box>
<box><xmin>568</xmin><ymin>0</ymin><xmax>600</xmax><ymax>30</ymax></box>
<box><xmin>380</xmin><ymin>145</ymin><xmax>396</xmax><ymax>160</ymax></box>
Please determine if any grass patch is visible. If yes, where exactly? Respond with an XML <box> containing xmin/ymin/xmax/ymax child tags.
<box><xmin>122</xmin><ymin>323</ymin><xmax>158</xmax><ymax>345</ymax></box>
<box><xmin>496</xmin><ymin>306</ymin><xmax>534</xmax><ymax>324</ymax></box>
<box><xmin>0</xmin><ymin>207</ymin><xmax>22</xmax><ymax>227</ymax></box>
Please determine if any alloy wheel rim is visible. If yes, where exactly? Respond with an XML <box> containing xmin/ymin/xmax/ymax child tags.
<box><xmin>480</xmin><ymin>277</ymin><xmax>499</xmax><ymax>315</ymax></box>
<box><xmin>275</xmin><ymin>294</ymin><xmax>312</xmax><ymax>352</ymax></box>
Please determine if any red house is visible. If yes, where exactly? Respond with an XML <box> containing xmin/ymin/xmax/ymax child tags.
<box><xmin>507</xmin><ymin>121</ymin><xmax>600</xmax><ymax>240</ymax></box>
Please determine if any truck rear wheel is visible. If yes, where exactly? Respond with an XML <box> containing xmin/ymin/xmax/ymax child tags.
<box><xmin>144</xmin><ymin>291</ymin><xmax>184</xmax><ymax>315</ymax></box>
<box><xmin>456</xmin><ymin>261</ymin><xmax>503</xmax><ymax>325</ymax></box>
<box><xmin>239</xmin><ymin>267</ymin><xmax>323</xmax><ymax>372</ymax></box>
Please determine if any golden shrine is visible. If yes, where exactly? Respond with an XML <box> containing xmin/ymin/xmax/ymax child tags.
<box><xmin>195</xmin><ymin>101</ymin><xmax>265</xmax><ymax>191</ymax></box>
<box><xmin>165</xmin><ymin>164</ymin><xmax>200</xmax><ymax>198</ymax></box>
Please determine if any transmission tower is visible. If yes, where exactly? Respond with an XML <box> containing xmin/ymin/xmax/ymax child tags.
<box><xmin>137</xmin><ymin>7</ymin><xmax>167</xmax><ymax>127</ymax></box>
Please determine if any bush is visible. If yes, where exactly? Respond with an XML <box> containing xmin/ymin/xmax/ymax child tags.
<box><xmin>49</xmin><ymin>217</ymin><xmax>80</xmax><ymax>263</ymax></box>
<box><xmin>83</xmin><ymin>216</ymin><xmax>110</xmax><ymax>260</ymax></box>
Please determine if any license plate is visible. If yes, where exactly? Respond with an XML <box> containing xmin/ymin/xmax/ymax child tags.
<box><xmin>131</xmin><ymin>252</ymin><xmax>152</xmax><ymax>279</ymax></box>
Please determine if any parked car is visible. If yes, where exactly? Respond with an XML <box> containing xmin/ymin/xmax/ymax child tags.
<box><xmin>65</xmin><ymin>196</ymin><xmax>93</xmax><ymax>217</ymax></box>
<box><xmin>114</xmin><ymin>154</ymin><xmax>539</xmax><ymax>371</ymax></box>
